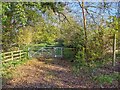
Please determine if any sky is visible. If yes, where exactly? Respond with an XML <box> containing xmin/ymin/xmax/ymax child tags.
<box><xmin>66</xmin><ymin>2</ymin><xmax>118</xmax><ymax>25</ymax></box>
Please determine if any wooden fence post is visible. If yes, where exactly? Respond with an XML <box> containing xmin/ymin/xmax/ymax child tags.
<box><xmin>20</xmin><ymin>50</ymin><xmax>21</xmax><ymax>60</ymax></box>
<box><xmin>27</xmin><ymin>47</ymin><xmax>30</xmax><ymax>59</ymax></box>
<box><xmin>113</xmin><ymin>33</ymin><xmax>116</xmax><ymax>66</ymax></box>
<box><xmin>11</xmin><ymin>51</ymin><xmax>13</xmax><ymax>60</ymax></box>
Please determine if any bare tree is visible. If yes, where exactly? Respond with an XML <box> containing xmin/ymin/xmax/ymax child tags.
<box><xmin>77</xmin><ymin>0</ymin><xmax>88</xmax><ymax>61</ymax></box>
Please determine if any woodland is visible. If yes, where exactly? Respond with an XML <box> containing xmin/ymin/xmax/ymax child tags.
<box><xmin>0</xmin><ymin>1</ymin><xmax>120</xmax><ymax>88</ymax></box>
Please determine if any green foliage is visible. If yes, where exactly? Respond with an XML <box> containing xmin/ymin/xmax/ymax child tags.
<box><xmin>2</xmin><ymin>2</ymin><xmax>65</xmax><ymax>51</ymax></box>
<box><xmin>2</xmin><ymin>58</ymin><xmax>28</xmax><ymax>79</ymax></box>
<box><xmin>59</xmin><ymin>17</ymin><xmax>84</xmax><ymax>47</ymax></box>
<box><xmin>63</xmin><ymin>48</ymin><xmax>75</xmax><ymax>60</ymax></box>
<box><xmin>75</xmin><ymin>47</ymin><xmax>86</xmax><ymax>66</ymax></box>
<box><xmin>2</xmin><ymin>2</ymin><xmax>119</xmax><ymax>79</ymax></box>
<box><xmin>71</xmin><ymin>20</ymin><xmax>118</xmax><ymax>71</ymax></box>
<box><xmin>17</xmin><ymin>26</ymin><xmax>33</xmax><ymax>46</ymax></box>
<box><xmin>116</xmin><ymin>51</ymin><xmax>120</xmax><ymax>58</ymax></box>
<box><xmin>55</xmin><ymin>48</ymin><xmax>62</xmax><ymax>56</ymax></box>
<box><xmin>94</xmin><ymin>73</ymin><xmax>119</xmax><ymax>86</ymax></box>
<box><xmin>33</xmin><ymin>21</ymin><xmax>58</xmax><ymax>44</ymax></box>
<box><xmin>55</xmin><ymin>39</ymin><xmax>64</xmax><ymax>47</ymax></box>
<box><xmin>0</xmin><ymin>2</ymin><xmax>2</xmax><ymax>15</ymax></box>
<box><xmin>94</xmin><ymin>75</ymin><xmax>113</xmax><ymax>85</ymax></box>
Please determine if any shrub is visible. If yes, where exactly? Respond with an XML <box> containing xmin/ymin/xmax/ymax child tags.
<box><xmin>94</xmin><ymin>75</ymin><xmax>114</xmax><ymax>85</ymax></box>
<box><xmin>63</xmin><ymin>48</ymin><xmax>75</xmax><ymax>60</ymax></box>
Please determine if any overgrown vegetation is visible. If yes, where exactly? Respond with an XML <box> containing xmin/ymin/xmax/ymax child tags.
<box><xmin>1</xmin><ymin>1</ymin><xmax>119</xmax><ymax>88</ymax></box>
<box><xmin>2</xmin><ymin>58</ymin><xmax>29</xmax><ymax>79</ymax></box>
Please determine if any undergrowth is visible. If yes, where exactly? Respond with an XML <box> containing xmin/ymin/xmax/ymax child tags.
<box><xmin>2</xmin><ymin>58</ymin><xmax>29</xmax><ymax>79</ymax></box>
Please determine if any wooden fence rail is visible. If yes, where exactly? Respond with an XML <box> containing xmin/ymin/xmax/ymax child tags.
<box><xmin>1</xmin><ymin>50</ymin><xmax>28</xmax><ymax>63</ymax></box>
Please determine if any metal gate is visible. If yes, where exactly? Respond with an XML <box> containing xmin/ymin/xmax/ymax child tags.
<box><xmin>28</xmin><ymin>47</ymin><xmax>63</xmax><ymax>58</ymax></box>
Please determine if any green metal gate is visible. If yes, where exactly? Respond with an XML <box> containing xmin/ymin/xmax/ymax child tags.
<box><xmin>28</xmin><ymin>46</ymin><xmax>63</xmax><ymax>58</ymax></box>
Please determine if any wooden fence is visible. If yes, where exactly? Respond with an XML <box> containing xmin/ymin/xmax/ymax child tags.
<box><xmin>1</xmin><ymin>50</ymin><xmax>28</xmax><ymax>63</ymax></box>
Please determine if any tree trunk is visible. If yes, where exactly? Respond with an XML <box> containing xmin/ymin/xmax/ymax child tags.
<box><xmin>81</xmin><ymin>1</ymin><xmax>88</xmax><ymax>61</ymax></box>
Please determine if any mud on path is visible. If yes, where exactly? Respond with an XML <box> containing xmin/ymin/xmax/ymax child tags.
<box><xmin>2</xmin><ymin>58</ymin><xmax>94</xmax><ymax>88</ymax></box>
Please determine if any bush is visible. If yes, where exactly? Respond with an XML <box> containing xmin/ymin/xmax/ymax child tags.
<box><xmin>75</xmin><ymin>48</ymin><xmax>86</xmax><ymax>67</ymax></box>
<box><xmin>2</xmin><ymin>58</ymin><xmax>28</xmax><ymax>79</ymax></box>
<box><xmin>94</xmin><ymin>75</ymin><xmax>114</xmax><ymax>86</ymax></box>
<box><xmin>63</xmin><ymin>48</ymin><xmax>75</xmax><ymax>60</ymax></box>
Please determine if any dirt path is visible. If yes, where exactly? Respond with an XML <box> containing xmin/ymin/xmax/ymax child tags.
<box><xmin>2</xmin><ymin>58</ymin><xmax>94</xmax><ymax>88</ymax></box>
